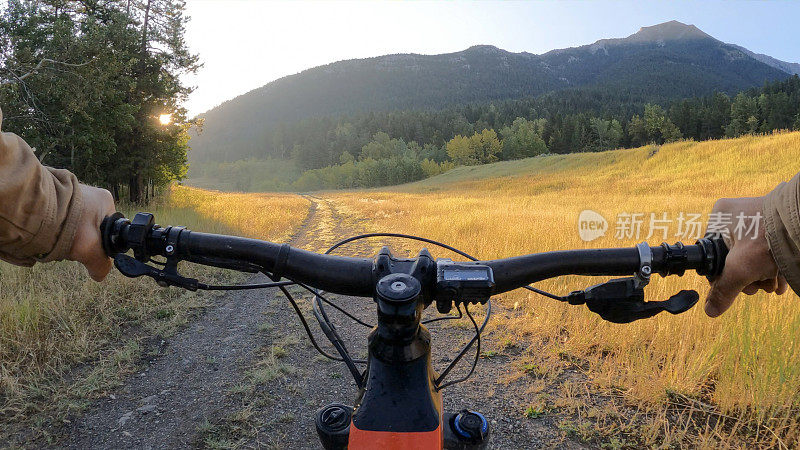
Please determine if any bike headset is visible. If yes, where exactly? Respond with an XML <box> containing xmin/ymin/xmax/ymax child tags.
<box><xmin>101</xmin><ymin>212</ymin><xmax>728</xmax><ymax>391</ymax></box>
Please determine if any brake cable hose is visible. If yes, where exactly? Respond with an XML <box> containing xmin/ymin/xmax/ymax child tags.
<box><xmin>274</xmin><ymin>283</ymin><xmax>349</xmax><ymax>363</ymax></box>
<box><xmin>434</xmin><ymin>300</ymin><xmax>492</xmax><ymax>389</ymax></box>
<box><xmin>435</xmin><ymin>304</ymin><xmax>482</xmax><ymax>391</ymax></box>
<box><xmin>297</xmin><ymin>282</ymin><xmax>373</xmax><ymax>328</ymax></box>
<box><xmin>422</xmin><ymin>307</ymin><xmax>462</xmax><ymax>324</ymax></box>
<box><xmin>312</xmin><ymin>232</ymin><xmax>560</xmax><ymax>389</ymax></box>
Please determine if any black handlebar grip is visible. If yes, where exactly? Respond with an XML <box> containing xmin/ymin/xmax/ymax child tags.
<box><xmin>100</xmin><ymin>212</ymin><xmax>127</xmax><ymax>256</ymax></box>
<box><xmin>697</xmin><ymin>235</ymin><xmax>729</xmax><ymax>281</ymax></box>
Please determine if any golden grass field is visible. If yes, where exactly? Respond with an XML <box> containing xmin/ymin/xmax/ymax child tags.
<box><xmin>0</xmin><ymin>187</ymin><xmax>309</xmax><ymax>437</ymax></box>
<box><xmin>167</xmin><ymin>186</ymin><xmax>310</xmax><ymax>241</ymax></box>
<box><xmin>327</xmin><ymin>132</ymin><xmax>800</xmax><ymax>447</ymax></box>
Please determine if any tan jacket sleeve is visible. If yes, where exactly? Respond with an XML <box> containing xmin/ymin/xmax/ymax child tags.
<box><xmin>0</xmin><ymin>107</ymin><xmax>83</xmax><ymax>266</ymax></box>
<box><xmin>763</xmin><ymin>172</ymin><xmax>800</xmax><ymax>295</ymax></box>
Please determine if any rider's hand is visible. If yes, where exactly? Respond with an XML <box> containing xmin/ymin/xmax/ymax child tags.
<box><xmin>704</xmin><ymin>196</ymin><xmax>789</xmax><ymax>317</ymax></box>
<box><xmin>67</xmin><ymin>184</ymin><xmax>116</xmax><ymax>281</ymax></box>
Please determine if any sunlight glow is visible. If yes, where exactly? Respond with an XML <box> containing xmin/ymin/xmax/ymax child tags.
<box><xmin>159</xmin><ymin>113</ymin><xmax>172</xmax><ymax>125</ymax></box>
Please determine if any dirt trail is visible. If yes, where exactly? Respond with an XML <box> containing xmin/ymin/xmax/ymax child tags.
<box><xmin>57</xmin><ymin>196</ymin><xmax>584</xmax><ymax>449</ymax></box>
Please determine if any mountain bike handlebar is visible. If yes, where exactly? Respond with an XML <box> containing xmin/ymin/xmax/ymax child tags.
<box><xmin>101</xmin><ymin>212</ymin><xmax>727</xmax><ymax>302</ymax></box>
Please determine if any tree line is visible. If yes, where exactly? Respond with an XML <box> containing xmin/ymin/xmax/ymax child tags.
<box><xmin>0</xmin><ymin>0</ymin><xmax>198</xmax><ymax>203</ymax></box>
<box><xmin>205</xmin><ymin>75</ymin><xmax>798</xmax><ymax>191</ymax></box>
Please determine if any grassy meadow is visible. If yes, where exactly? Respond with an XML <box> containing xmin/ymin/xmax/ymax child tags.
<box><xmin>2</xmin><ymin>132</ymin><xmax>798</xmax><ymax>447</ymax></box>
<box><xmin>0</xmin><ymin>187</ymin><xmax>309</xmax><ymax>440</ymax></box>
<box><xmin>327</xmin><ymin>131</ymin><xmax>800</xmax><ymax>447</ymax></box>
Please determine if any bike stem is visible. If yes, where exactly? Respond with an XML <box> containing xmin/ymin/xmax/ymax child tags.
<box><xmin>316</xmin><ymin>248</ymin><xmax>489</xmax><ymax>449</ymax></box>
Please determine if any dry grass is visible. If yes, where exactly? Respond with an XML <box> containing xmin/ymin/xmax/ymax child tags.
<box><xmin>0</xmin><ymin>188</ymin><xmax>309</xmax><ymax>441</ymax></box>
<box><xmin>168</xmin><ymin>185</ymin><xmax>310</xmax><ymax>241</ymax></box>
<box><xmin>326</xmin><ymin>131</ymin><xmax>800</xmax><ymax>446</ymax></box>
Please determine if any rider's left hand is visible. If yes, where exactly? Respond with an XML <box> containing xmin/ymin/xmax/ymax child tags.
<box><xmin>67</xmin><ymin>184</ymin><xmax>116</xmax><ymax>281</ymax></box>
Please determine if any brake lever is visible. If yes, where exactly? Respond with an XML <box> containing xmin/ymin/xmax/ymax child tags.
<box><xmin>114</xmin><ymin>254</ymin><xmax>199</xmax><ymax>291</ymax></box>
<box><xmin>566</xmin><ymin>277</ymin><xmax>699</xmax><ymax>324</ymax></box>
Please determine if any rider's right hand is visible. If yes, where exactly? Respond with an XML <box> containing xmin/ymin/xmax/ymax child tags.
<box><xmin>704</xmin><ymin>196</ymin><xmax>789</xmax><ymax>317</ymax></box>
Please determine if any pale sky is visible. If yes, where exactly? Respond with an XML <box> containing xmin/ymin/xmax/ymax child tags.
<box><xmin>183</xmin><ymin>0</ymin><xmax>800</xmax><ymax>117</ymax></box>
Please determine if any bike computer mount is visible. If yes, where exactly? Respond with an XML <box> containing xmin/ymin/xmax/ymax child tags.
<box><xmin>370</xmin><ymin>247</ymin><xmax>494</xmax><ymax>314</ymax></box>
<box><xmin>435</xmin><ymin>259</ymin><xmax>494</xmax><ymax>313</ymax></box>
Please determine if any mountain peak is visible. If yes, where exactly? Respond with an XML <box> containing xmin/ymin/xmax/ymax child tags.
<box><xmin>463</xmin><ymin>44</ymin><xmax>504</xmax><ymax>54</ymax></box>
<box><xmin>627</xmin><ymin>20</ymin><xmax>713</xmax><ymax>42</ymax></box>
<box><xmin>588</xmin><ymin>20</ymin><xmax>716</xmax><ymax>51</ymax></box>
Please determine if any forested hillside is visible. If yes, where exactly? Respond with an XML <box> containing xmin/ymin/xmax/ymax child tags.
<box><xmin>189</xmin><ymin>20</ymin><xmax>793</xmax><ymax>163</ymax></box>
<box><xmin>190</xmin><ymin>74</ymin><xmax>800</xmax><ymax>192</ymax></box>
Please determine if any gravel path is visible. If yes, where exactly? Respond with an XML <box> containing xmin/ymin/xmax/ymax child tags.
<box><xmin>56</xmin><ymin>196</ymin><xmax>587</xmax><ymax>449</ymax></box>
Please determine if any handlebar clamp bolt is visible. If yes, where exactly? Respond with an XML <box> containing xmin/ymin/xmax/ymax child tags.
<box><xmin>640</xmin><ymin>265</ymin><xmax>652</xmax><ymax>276</ymax></box>
<box><xmin>165</xmin><ymin>245</ymin><xmax>175</xmax><ymax>255</ymax></box>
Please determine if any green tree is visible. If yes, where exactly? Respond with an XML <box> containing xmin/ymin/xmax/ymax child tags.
<box><xmin>726</xmin><ymin>93</ymin><xmax>759</xmax><ymax>137</ymax></box>
<box><xmin>588</xmin><ymin>117</ymin><xmax>623</xmax><ymax>151</ymax></box>
<box><xmin>445</xmin><ymin>134</ymin><xmax>471</xmax><ymax>165</ymax></box>
<box><xmin>446</xmin><ymin>129</ymin><xmax>501</xmax><ymax>166</ymax></box>
<box><xmin>419</xmin><ymin>143</ymin><xmax>448</xmax><ymax>162</ymax></box>
<box><xmin>702</xmin><ymin>92</ymin><xmax>731</xmax><ymax>139</ymax></box>
<box><xmin>0</xmin><ymin>1</ymin><xmax>136</xmax><ymax>188</ymax></box>
<box><xmin>359</xmin><ymin>132</ymin><xmax>407</xmax><ymax>160</ymax></box>
<box><xmin>339</xmin><ymin>151</ymin><xmax>355</xmax><ymax>165</ymax></box>
<box><xmin>0</xmin><ymin>0</ymin><xmax>199</xmax><ymax>202</ymax></box>
<box><xmin>760</xmin><ymin>91</ymin><xmax>793</xmax><ymax>132</ymax></box>
<box><xmin>746</xmin><ymin>115</ymin><xmax>760</xmax><ymax>134</ymax></box>
<box><xmin>660</xmin><ymin>118</ymin><xmax>683</xmax><ymax>143</ymax></box>
<box><xmin>627</xmin><ymin>114</ymin><xmax>648</xmax><ymax>147</ymax></box>
<box><xmin>499</xmin><ymin>117</ymin><xmax>547</xmax><ymax>160</ymax></box>
<box><xmin>629</xmin><ymin>104</ymin><xmax>682</xmax><ymax>146</ymax></box>
<box><xmin>471</xmin><ymin>129</ymin><xmax>502</xmax><ymax>164</ymax></box>
<box><xmin>122</xmin><ymin>0</ymin><xmax>200</xmax><ymax>202</ymax></box>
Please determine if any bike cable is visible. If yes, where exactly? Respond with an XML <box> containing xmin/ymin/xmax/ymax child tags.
<box><xmin>435</xmin><ymin>303</ymin><xmax>482</xmax><ymax>391</ymax></box>
<box><xmin>313</xmin><ymin>232</ymin><xmax>558</xmax><ymax>389</ymax></box>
